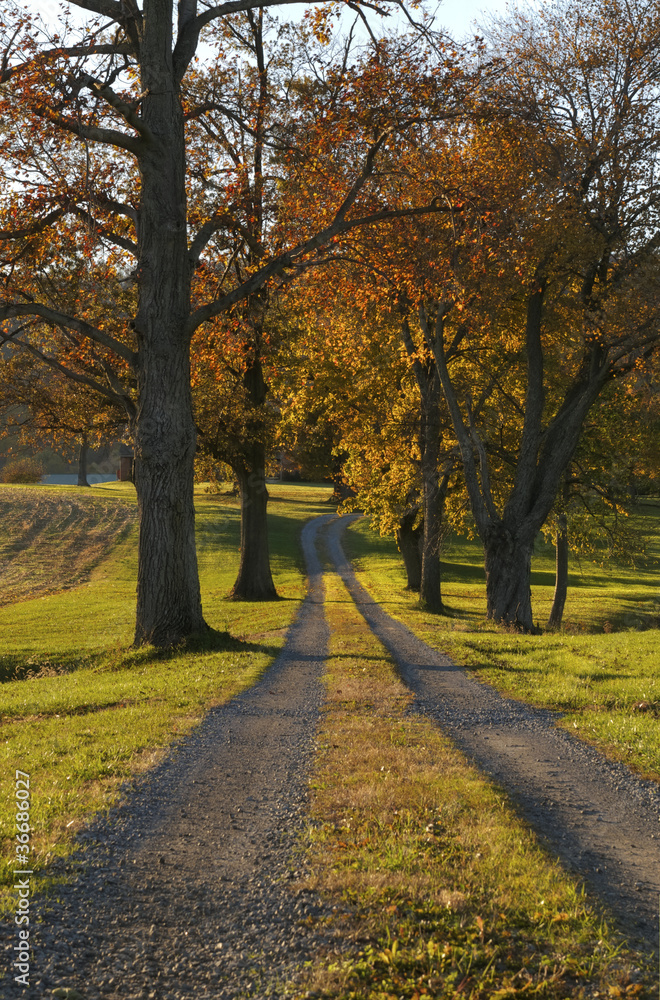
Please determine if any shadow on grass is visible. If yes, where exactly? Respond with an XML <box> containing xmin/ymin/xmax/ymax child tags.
<box><xmin>0</xmin><ymin>652</ymin><xmax>97</xmax><ymax>684</ymax></box>
<box><xmin>0</xmin><ymin>630</ymin><xmax>282</xmax><ymax>684</ymax></box>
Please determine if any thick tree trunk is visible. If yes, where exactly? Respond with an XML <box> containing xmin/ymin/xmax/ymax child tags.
<box><xmin>425</xmin><ymin>289</ymin><xmax>611</xmax><ymax>639</ymax></box>
<box><xmin>396</xmin><ymin>507</ymin><xmax>422</xmax><ymax>591</ymax></box>
<box><xmin>227</xmin><ymin>353</ymin><xmax>278</xmax><ymax>600</ymax></box>
<box><xmin>132</xmin><ymin>15</ymin><xmax>207</xmax><ymax>647</ymax></box>
<box><xmin>484</xmin><ymin>523</ymin><xmax>535</xmax><ymax>631</ymax></box>
<box><xmin>230</xmin><ymin>458</ymin><xmax>277</xmax><ymax>600</ymax></box>
<box><xmin>399</xmin><ymin>316</ymin><xmax>447</xmax><ymax>613</ymax></box>
<box><xmin>77</xmin><ymin>433</ymin><xmax>90</xmax><ymax>487</ymax></box>
<box><xmin>548</xmin><ymin>514</ymin><xmax>568</xmax><ymax>629</ymax></box>
<box><xmin>133</xmin><ymin>336</ymin><xmax>206</xmax><ymax>646</ymax></box>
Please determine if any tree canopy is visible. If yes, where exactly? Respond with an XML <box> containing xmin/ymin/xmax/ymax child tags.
<box><xmin>1</xmin><ymin>0</ymin><xmax>659</xmax><ymax>641</ymax></box>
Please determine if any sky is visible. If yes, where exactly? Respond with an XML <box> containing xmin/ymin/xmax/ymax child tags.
<box><xmin>28</xmin><ymin>0</ymin><xmax>511</xmax><ymax>44</ymax></box>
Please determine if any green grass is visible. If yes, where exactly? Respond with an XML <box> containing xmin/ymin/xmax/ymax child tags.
<box><xmin>300</xmin><ymin>567</ymin><xmax>651</xmax><ymax>998</ymax></box>
<box><xmin>342</xmin><ymin>507</ymin><xmax>660</xmax><ymax>781</ymax></box>
<box><xmin>0</xmin><ymin>480</ymin><xmax>333</xmax><ymax>903</ymax></box>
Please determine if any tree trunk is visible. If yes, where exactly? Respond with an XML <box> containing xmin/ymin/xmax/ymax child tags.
<box><xmin>424</xmin><ymin>288</ymin><xmax>612</xmax><ymax>638</ymax></box>
<box><xmin>548</xmin><ymin>514</ymin><xmax>568</xmax><ymax>629</ymax></box>
<box><xmin>228</xmin><ymin>353</ymin><xmax>278</xmax><ymax>600</ymax></box>
<box><xmin>484</xmin><ymin>523</ymin><xmax>535</xmax><ymax>631</ymax></box>
<box><xmin>77</xmin><ymin>433</ymin><xmax>90</xmax><ymax>487</ymax></box>
<box><xmin>132</xmin><ymin>339</ymin><xmax>206</xmax><ymax>645</ymax></box>
<box><xmin>396</xmin><ymin>506</ymin><xmax>422</xmax><ymax>591</ymax></box>
<box><xmin>419</xmin><ymin>373</ymin><xmax>444</xmax><ymax>614</ymax></box>
<box><xmin>132</xmin><ymin>16</ymin><xmax>207</xmax><ymax>647</ymax></box>
<box><xmin>420</xmin><ymin>472</ymin><xmax>443</xmax><ymax>612</ymax></box>
<box><xmin>230</xmin><ymin>458</ymin><xmax>278</xmax><ymax>600</ymax></box>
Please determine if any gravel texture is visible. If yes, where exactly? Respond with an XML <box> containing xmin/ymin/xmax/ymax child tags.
<box><xmin>1</xmin><ymin>515</ymin><xmax>337</xmax><ymax>1000</ymax></box>
<box><xmin>327</xmin><ymin>514</ymin><xmax>660</xmax><ymax>953</ymax></box>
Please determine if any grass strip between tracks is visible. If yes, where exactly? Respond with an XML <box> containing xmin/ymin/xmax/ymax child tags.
<box><xmin>300</xmin><ymin>566</ymin><xmax>652</xmax><ymax>999</ymax></box>
<box><xmin>341</xmin><ymin>515</ymin><xmax>660</xmax><ymax>783</ymax></box>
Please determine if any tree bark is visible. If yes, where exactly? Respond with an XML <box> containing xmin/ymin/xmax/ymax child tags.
<box><xmin>132</xmin><ymin>6</ymin><xmax>207</xmax><ymax>646</ymax></box>
<box><xmin>230</xmin><ymin>459</ymin><xmax>277</xmax><ymax>600</ymax></box>
<box><xmin>399</xmin><ymin>317</ymin><xmax>446</xmax><ymax>614</ymax></box>
<box><xmin>548</xmin><ymin>513</ymin><xmax>568</xmax><ymax>629</ymax></box>
<box><xmin>77</xmin><ymin>433</ymin><xmax>90</xmax><ymax>487</ymax></box>
<box><xmin>484</xmin><ymin>522</ymin><xmax>536</xmax><ymax>631</ymax></box>
<box><xmin>132</xmin><ymin>326</ymin><xmax>205</xmax><ymax>645</ymax></box>
<box><xmin>228</xmin><ymin>352</ymin><xmax>278</xmax><ymax>600</ymax></box>
<box><xmin>419</xmin><ymin>388</ymin><xmax>444</xmax><ymax>613</ymax></box>
<box><xmin>396</xmin><ymin>506</ymin><xmax>422</xmax><ymax>591</ymax></box>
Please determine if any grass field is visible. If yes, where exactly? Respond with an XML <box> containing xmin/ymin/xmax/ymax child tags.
<box><xmin>0</xmin><ymin>484</ymin><xmax>657</xmax><ymax>994</ymax></box>
<box><xmin>0</xmin><ymin>480</ymin><xmax>332</xmax><ymax>903</ymax></box>
<box><xmin>301</xmin><ymin>566</ymin><xmax>649</xmax><ymax>998</ymax></box>
<box><xmin>342</xmin><ymin>505</ymin><xmax>660</xmax><ymax>781</ymax></box>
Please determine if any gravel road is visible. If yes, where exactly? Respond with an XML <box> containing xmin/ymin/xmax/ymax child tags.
<box><xmin>1</xmin><ymin>515</ymin><xmax>336</xmax><ymax>1000</ymax></box>
<box><xmin>2</xmin><ymin>510</ymin><xmax>658</xmax><ymax>1000</ymax></box>
<box><xmin>327</xmin><ymin>514</ymin><xmax>660</xmax><ymax>953</ymax></box>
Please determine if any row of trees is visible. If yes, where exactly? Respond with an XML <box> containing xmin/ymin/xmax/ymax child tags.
<box><xmin>1</xmin><ymin>0</ymin><xmax>659</xmax><ymax>644</ymax></box>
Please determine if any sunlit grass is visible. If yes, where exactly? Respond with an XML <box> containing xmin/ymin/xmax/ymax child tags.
<box><xmin>0</xmin><ymin>481</ymin><xmax>332</xmax><ymax>907</ymax></box>
<box><xmin>342</xmin><ymin>507</ymin><xmax>660</xmax><ymax>781</ymax></box>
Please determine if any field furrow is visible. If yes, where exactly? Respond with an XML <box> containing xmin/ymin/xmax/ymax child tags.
<box><xmin>0</xmin><ymin>488</ymin><xmax>136</xmax><ymax>607</ymax></box>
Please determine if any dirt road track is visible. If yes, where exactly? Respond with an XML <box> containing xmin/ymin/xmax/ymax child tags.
<box><xmin>2</xmin><ymin>515</ymin><xmax>335</xmax><ymax>1000</ymax></box>
<box><xmin>327</xmin><ymin>514</ymin><xmax>660</xmax><ymax>952</ymax></box>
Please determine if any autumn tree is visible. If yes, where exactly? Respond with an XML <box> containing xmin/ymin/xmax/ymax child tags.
<box><xmin>325</xmin><ymin>0</ymin><xmax>660</xmax><ymax>633</ymax></box>
<box><xmin>422</xmin><ymin>0</ymin><xmax>660</xmax><ymax>631</ymax></box>
<box><xmin>349</xmin><ymin>0</ymin><xmax>660</xmax><ymax>631</ymax></box>
<box><xmin>274</xmin><ymin>282</ymin><xmax>462</xmax><ymax>604</ymax></box>
<box><xmin>0</xmin><ymin>345</ymin><xmax>126</xmax><ymax>485</ymax></box>
<box><xmin>0</xmin><ymin>1</ymin><xmax>462</xmax><ymax>645</ymax></box>
<box><xmin>188</xmin><ymin>19</ymin><xmax>472</xmax><ymax>601</ymax></box>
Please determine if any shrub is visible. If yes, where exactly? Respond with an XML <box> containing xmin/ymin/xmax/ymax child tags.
<box><xmin>0</xmin><ymin>457</ymin><xmax>44</xmax><ymax>483</ymax></box>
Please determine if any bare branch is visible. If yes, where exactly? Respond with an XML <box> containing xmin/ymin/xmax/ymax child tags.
<box><xmin>32</xmin><ymin>107</ymin><xmax>145</xmax><ymax>156</ymax></box>
<box><xmin>5</xmin><ymin>334</ymin><xmax>135</xmax><ymax>416</ymax></box>
<box><xmin>90</xmin><ymin>193</ymin><xmax>138</xmax><ymax>226</ymax></box>
<box><xmin>0</xmin><ymin>45</ymin><xmax>135</xmax><ymax>84</ymax></box>
<box><xmin>66</xmin><ymin>204</ymin><xmax>138</xmax><ymax>256</ymax></box>
<box><xmin>196</xmin><ymin>0</ymin><xmax>385</xmax><ymax>25</ymax></box>
<box><xmin>188</xmin><ymin>196</ymin><xmax>452</xmax><ymax>331</ymax></box>
<box><xmin>174</xmin><ymin>0</ymin><xmax>385</xmax><ymax>82</ymax></box>
<box><xmin>0</xmin><ymin>303</ymin><xmax>137</xmax><ymax>366</ymax></box>
<box><xmin>188</xmin><ymin>207</ymin><xmax>263</xmax><ymax>266</ymax></box>
<box><xmin>0</xmin><ymin>209</ymin><xmax>65</xmax><ymax>241</ymax></box>
<box><xmin>78</xmin><ymin>71</ymin><xmax>154</xmax><ymax>141</ymax></box>
<box><xmin>69</xmin><ymin>1</ymin><xmax>124</xmax><ymax>20</ymax></box>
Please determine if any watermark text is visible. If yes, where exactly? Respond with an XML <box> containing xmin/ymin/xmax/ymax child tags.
<box><xmin>13</xmin><ymin>770</ymin><xmax>31</xmax><ymax>987</ymax></box>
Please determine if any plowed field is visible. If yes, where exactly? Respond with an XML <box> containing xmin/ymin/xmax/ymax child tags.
<box><xmin>0</xmin><ymin>487</ymin><xmax>136</xmax><ymax>606</ymax></box>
